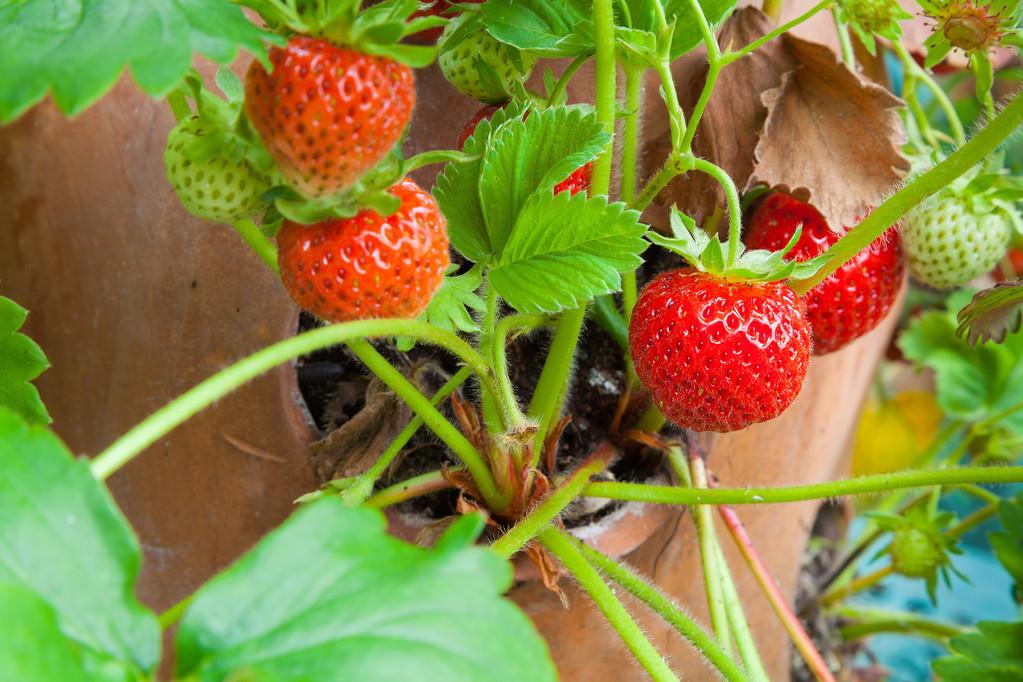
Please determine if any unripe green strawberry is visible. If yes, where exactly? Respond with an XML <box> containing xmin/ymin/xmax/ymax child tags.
<box><xmin>903</xmin><ymin>194</ymin><xmax>1011</xmax><ymax>289</ymax></box>
<box><xmin>889</xmin><ymin>525</ymin><xmax>943</xmax><ymax>578</ymax></box>
<box><xmin>841</xmin><ymin>0</ymin><xmax>905</xmax><ymax>34</ymax></box>
<box><xmin>438</xmin><ymin>14</ymin><xmax>535</xmax><ymax>103</ymax></box>
<box><xmin>164</xmin><ymin>117</ymin><xmax>269</xmax><ymax>223</ymax></box>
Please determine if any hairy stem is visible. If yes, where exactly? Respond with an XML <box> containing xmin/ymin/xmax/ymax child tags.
<box><xmin>495</xmin><ymin>313</ymin><xmax>547</xmax><ymax>427</ymax></box>
<box><xmin>692</xmin><ymin>158</ymin><xmax>743</xmax><ymax>265</ymax></box>
<box><xmin>364</xmin><ymin>469</ymin><xmax>456</xmax><ymax>509</ymax></box>
<box><xmin>792</xmin><ymin>89</ymin><xmax>1023</xmax><ymax>293</ymax></box>
<box><xmin>539</xmin><ymin>528</ymin><xmax>680</xmax><ymax>682</ymax></box>
<box><xmin>713</xmin><ymin>539</ymin><xmax>771</xmax><ymax>682</ymax></box>
<box><xmin>893</xmin><ymin>42</ymin><xmax>966</xmax><ymax>146</ymax></box>
<box><xmin>492</xmin><ymin>448</ymin><xmax>613</xmax><ymax>557</ymax></box>
<box><xmin>572</xmin><ymin>537</ymin><xmax>748</xmax><ymax>682</ymax></box>
<box><xmin>725</xmin><ymin>1</ymin><xmax>832</xmax><ymax>63</ymax></box>
<box><xmin>549</xmin><ymin>55</ymin><xmax>590</xmax><ymax>106</ymax></box>
<box><xmin>819</xmin><ymin>565</ymin><xmax>895</xmax><ymax>607</ymax></box>
<box><xmin>346</xmin><ymin>340</ymin><xmax>507</xmax><ymax>510</ymax></box>
<box><xmin>831</xmin><ymin>6</ymin><xmax>855</xmax><ymax>68</ymax></box>
<box><xmin>89</xmin><ymin>320</ymin><xmax>500</xmax><ymax>483</ymax></box>
<box><xmin>718</xmin><ymin>503</ymin><xmax>836</xmax><ymax>682</ymax></box>
<box><xmin>834</xmin><ymin>606</ymin><xmax>965</xmax><ymax>641</ymax></box>
<box><xmin>583</xmin><ymin>466</ymin><xmax>1023</xmax><ymax>505</ymax></box>
<box><xmin>232</xmin><ymin>220</ymin><xmax>280</xmax><ymax>273</ymax></box>
<box><xmin>340</xmin><ymin>366</ymin><xmax>472</xmax><ymax>507</ymax></box>
<box><xmin>527</xmin><ymin>0</ymin><xmax>618</xmax><ymax>454</ymax></box>
<box><xmin>620</xmin><ymin>63</ymin><xmax>644</xmax><ymax>321</ymax></box>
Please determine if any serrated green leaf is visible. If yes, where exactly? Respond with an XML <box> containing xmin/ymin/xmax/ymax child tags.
<box><xmin>957</xmin><ymin>282</ymin><xmax>1023</xmax><ymax>346</ymax></box>
<box><xmin>932</xmin><ymin>621</ymin><xmax>1023</xmax><ymax>680</ymax></box>
<box><xmin>0</xmin><ymin>407</ymin><xmax>160</xmax><ymax>676</ymax></box>
<box><xmin>0</xmin><ymin>583</ymin><xmax>92</xmax><ymax>682</ymax></box>
<box><xmin>0</xmin><ymin>296</ymin><xmax>50</xmax><ymax>425</ymax></box>
<box><xmin>616</xmin><ymin>26</ymin><xmax>659</xmax><ymax>66</ymax></box>
<box><xmin>0</xmin><ymin>0</ymin><xmax>276</xmax><ymax>124</ymax></box>
<box><xmin>480</xmin><ymin>105</ymin><xmax>608</xmax><ymax>255</ymax></box>
<box><xmin>175</xmin><ymin>500</ymin><xmax>556</xmax><ymax>682</ymax></box>
<box><xmin>990</xmin><ymin>493</ymin><xmax>1023</xmax><ymax>589</ymax></box>
<box><xmin>490</xmin><ymin>192</ymin><xmax>647</xmax><ymax>313</ymax></box>
<box><xmin>481</xmin><ymin>0</ymin><xmax>593</xmax><ymax>56</ymax></box>
<box><xmin>900</xmin><ymin>290</ymin><xmax>1023</xmax><ymax>434</ymax></box>
<box><xmin>424</xmin><ymin>264</ymin><xmax>487</xmax><ymax>334</ymax></box>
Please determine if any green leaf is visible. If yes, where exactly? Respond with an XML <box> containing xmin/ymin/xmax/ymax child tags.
<box><xmin>424</xmin><ymin>264</ymin><xmax>487</xmax><ymax>334</ymax></box>
<box><xmin>435</xmin><ymin>104</ymin><xmax>530</xmax><ymax>261</ymax></box>
<box><xmin>0</xmin><ymin>296</ymin><xmax>50</xmax><ymax>425</ymax></box>
<box><xmin>0</xmin><ymin>0</ymin><xmax>277</xmax><ymax>124</ymax></box>
<box><xmin>481</xmin><ymin>0</ymin><xmax>593</xmax><ymax>56</ymax></box>
<box><xmin>624</xmin><ymin>0</ymin><xmax>737</xmax><ymax>58</ymax></box>
<box><xmin>932</xmin><ymin>621</ymin><xmax>1023</xmax><ymax>680</ymax></box>
<box><xmin>490</xmin><ymin>191</ymin><xmax>647</xmax><ymax>313</ymax></box>
<box><xmin>480</xmin><ymin>105</ymin><xmax>609</xmax><ymax>255</ymax></box>
<box><xmin>175</xmin><ymin>501</ymin><xmax>556</xmax><ymax>682</ymax></box>
<box><xmin>990</xmin><ymin>493</ymin><xmax>1023</xmax><ymax>590</ymax></box>
<box><xmin>0</xmin><ymin>583</ymin><xmax>92</xmax><ymax>682</ymax></box>
<box><xmin>957</xmin><ymin>282</ymin><xmax>1023</xmax><ymax>346</ymax></box>
<box><xmin>0</xmin><ymin>407</ymin><xmax>160</xmax><ymax>676</ymax></box>
<box><xmin>899</xmin><ymin>290</ymin><xmax>1023</xmax><ymax>434</ymax></box>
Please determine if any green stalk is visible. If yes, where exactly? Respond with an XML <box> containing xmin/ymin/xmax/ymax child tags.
<box><xmin>692</xmin><ymin>158</ymin><xmax>743</xmax><ymax>265</ymax></box>
<box><xmin>364</xmin><ymin>469</ymin><xmax>456</xmax><ymax>509</ymax></box>
<box><xmin>724</xmin><ymin>1</ymin><xmax>832</xmax><ymax>63</ymax></box>
<box><xmin>592</xmin><ymin>297</ymin><xmax>629</xmax><ymax>351</ymax></box>
<box><xmin>348</xmin><ymin>340</ymin><xmax>508</xmax><ymax>510</ymax></box>
<box><xmin>818</xmin><ymin>565</ymin><xmax>895</xmax><ymax>607</ymax></box>
<box><xmin>572</xmin><ymin>538</ymin><xmax>748</xmax><ymax>682</ymax></box>
<box><xmin>494</xmin><ymin>313</ymin><xmax>546</xmax><ymax>426</ymax></box>
<box><xmin>633</xmin><ymin>160</ymin><xmax>678</xmax><ymax>212</ymax></box>
<box><xmin>892</xmin><ymin>42</ymin><xmax>966</xmax><ymax>146</ymax></box>
<box><xmin>340</xmin><ymin>366</ymin><xmax>472</xmax><ymax>507</ymax></box>
<box><xmin>831</xmin><ymin>6</ymin><xmax>855</xmax><ymax>68</ymax></box>
<box><xmin>548</xmin><ymin>54</ymin><xmax>590</xmax><ymax>106</ymax></box>
<box><xmin>233</xmin><ymin>220</ymin><xmax>279</xmax><ymax>273</ymax></box>
<box><xmin>620</xmin><ymin>63</ymin><xmax>644</xmax><ymax>321</ymax></box>
<box><xmin>834</xmin><ymin>606</ymin><xmax>965</xmax><ymax>641</ymax></box>
<box><xmin>949</xmin><ymin>501</ymin><xmax>1000</xmax><ymax>537</ymax></box>
<box><xmin>166</xmin><ymin>91</ymin><xmax>191</xmax><ymax>122</ymax></box>
<box><xmin>527</xmin><ymin>0</ymin><xmax>618</xmax><ymax>453</ymax></box>
<box><xmin>89</xmin><ymin>320</ymin><xmax>499</xmax><ymax>480</ymax></box>
<box><xmin>539</xmin><ymin>528</ymin><xmax>680</xmax><ymax>682</ymax></box>
<box><xmin>792</xmin><ymin>90</ymin><xmax>1023</xmax><ymax>293</ymax></box>
<box><xmin>713</xmin><ymin>540</ymin><xmax>772</xmax><ymax>682</ymax></box>
<box><xmin>689</xmin><ymin>457</ymin><xmax>734</xmax><ymax>658</ymax></box>
<box><xmin>583</xmin><ymin>465</ymin><xmax>1023</xmax><ymax>505</ymax></box>
<box><xmin>491</xmin><ymin>451</ymin><xmax>611</xmax><ymax>557</ymax></box>
<box><xmin>479</xmin><ymin>286</ymin><xmax>506</xmax><ymax>432</ymax></box>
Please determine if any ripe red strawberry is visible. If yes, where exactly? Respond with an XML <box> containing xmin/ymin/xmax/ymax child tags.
<box><xmin>993</xmin><ymin>246</ymin><xmax>1023</xmax><ymax>281</ymax></box>
<box><xmin>746</xmin><ymin>193</ymin><xmax>905</xmax><ymax>355</ymax></box>
<box><xmin>629</xmin><ymin>270</ymin><xmax>812</xmax><ymax>432</ymax></box>
<box><xmin>457</xmin><ymin>104</ymin><xmax>593</xmax><ymax>195</ymax></box>
<box><xmin>277</xmin><ymin>178</ymin><xmax>449</xmax><ymax>322</ymax></box>
<box><xmin>408</xmin><ymin>0</ymin><xmax>483</xmax><ymax>43</ymax></box>
<box><xmin>245</xmin><ymin>36</ymin><xmax>415</xmax><ymax>198</ymax></box>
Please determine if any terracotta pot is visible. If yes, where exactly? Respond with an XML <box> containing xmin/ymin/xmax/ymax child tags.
<box><xmin>0</xmin><ymin>50</ymin><xmax>896</xmax><ymax>682</ymax></box>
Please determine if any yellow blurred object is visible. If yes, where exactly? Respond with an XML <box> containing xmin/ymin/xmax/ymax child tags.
<box><xmin>852</xmin><ymin>391</ymin><xmax>943</xmax><ymax>476</ymax></box>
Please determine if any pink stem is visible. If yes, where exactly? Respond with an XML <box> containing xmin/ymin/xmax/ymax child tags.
<box><xmin>715</xmin><ymin>501</ymin><xmax>837</xmax><ymax>682</ymax></box>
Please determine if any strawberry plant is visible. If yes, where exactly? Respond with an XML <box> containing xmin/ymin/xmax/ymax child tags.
<box><xmin>5</xmin><ymin>0</ymin><xmax>1023</xmax><ymax>679</ymax></box>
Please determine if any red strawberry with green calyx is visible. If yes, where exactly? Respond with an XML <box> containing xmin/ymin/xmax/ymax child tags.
<box><xmin>746</xmin><ymin>193</ymin><xmax>905</xmax><ymax>355</ymax></box>
<box><xmin>277</xmin><ymin>177</ymin><xmax>449</xmax><ymax>322</ymax></box>
<box><xmin>630</xmin><ymin>209</ymin><xmax>823</xmax><ymax>432</ymax></box>
<box><xmin>457</xmin><ymin>104</ymin><xmax>593</xmax><ymax>196</ymax></box>
<box><xmin>243</xmin><ymin>1</ymin><xmax>438</xmax><ymax>199</ymax></box>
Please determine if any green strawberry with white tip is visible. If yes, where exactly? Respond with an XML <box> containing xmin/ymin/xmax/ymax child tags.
<box><xmin>902</xmin><ymin>157</ymin><xmax>1022</xmax><ymax>289</ymax></box>
<box><xmin>164</xmin><ymin>117</ymin><xmax>269</xmax><ymax>223</ymax></box>
<box><xmin>438</xmin><ymin>13</ymin><xmax>535</xmax><ymax>103</ymax></box>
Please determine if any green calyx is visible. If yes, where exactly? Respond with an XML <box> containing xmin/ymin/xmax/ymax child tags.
<box><xmin>871</xmin><ymin>507</ymin><xmax>965</xmax><ymax>600</ymax></box>
<box><xmin>241</xmin><ymin>0</ymin><xmax>441</xmax><ymax>67</ymax></box>
<box><xmin>837</xmin><ymin>0</ymin><xmax>913</xmax><ymax>55</ymax></box>
<box><xmin>647</xmin><ymin>207</ymin><xmax>829</xmax><ymax>284</ymax></box>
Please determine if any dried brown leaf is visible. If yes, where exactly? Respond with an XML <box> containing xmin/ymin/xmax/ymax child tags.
<box><xmin>749</xmin><ymin>35</ymin><xmax>909</xmax><ymax>228</ymax></box>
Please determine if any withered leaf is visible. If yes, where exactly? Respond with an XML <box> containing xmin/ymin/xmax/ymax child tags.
<box><xmin>655</xmin><ymin>7</ymin><xmax>798</xmax><ymax>224</ymax></box>
<box><xmin>956</xmin><ymin>282</ymin><xmax>1023</xmax><ymax>346</ymax></box>
<box><xmin>749</xmin><ymin>35</ymin><xmax>909</xmax><ymax>228</ymax></box>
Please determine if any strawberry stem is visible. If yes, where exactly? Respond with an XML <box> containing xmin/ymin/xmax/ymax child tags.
<box><xmin>583</xmin><ymin>464</ymin><xmax>1023</xmax><ymax>505</ymax></box>
<box><xmin>817</xmin><ymin>564</ymin><xmax>895</xmax><ymax>607</ymax></box>
<box><xmin>491</xmin><ymin>446</ymin><xmax>613</xmax><ymax>557</ymax></box>
<box><xmin>692</xmin><ymin>158</ymin><xmax>743</xmax><ymax>266</ymax></box>
<box><xmin>88</xmin><ymin>320</ymin><xmax>505</xmax><ymax>493</ymax></box>
<box><xmin>527</xmin><ymin>0</ymin><xmax>618</xmax><ymax>455</ymax></box>
<box><xmin>339</xmin><ymin>366</ymin><xmax>472</xmax><ymax>507</ymax></box>
<box><xmin>233</xmin><ymin>220</ymin><xmax>279</xmax><ymax>273</ymax></box>
<box><xmin>791</xmin><ymin>89</ymin><xmax>1023</xmax><ymax>294</ymax></box>
<box><xmin>539</xmin><ymin>527</ymin><xmax>682</xmax><ymax>682</ymax></box>
<box><xmin>364</xmin><ymin>468</ymin><xmax>458</xmax><ymax>509</ymax></box>
<box><xmin>831</xmin><ymin>6</ymin><xmax>856</xmax><ymax>68</ymax></box>
<box><xmin>569</xmin><ymin>535</ymin><xmax>749</xmax><ymax>682</ymax></box>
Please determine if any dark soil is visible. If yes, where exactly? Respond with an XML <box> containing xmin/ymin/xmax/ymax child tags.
<box><xmin>294</xmin><ymin>251</ymin><xmax>682</xmax><ymax>524</ymax></box>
